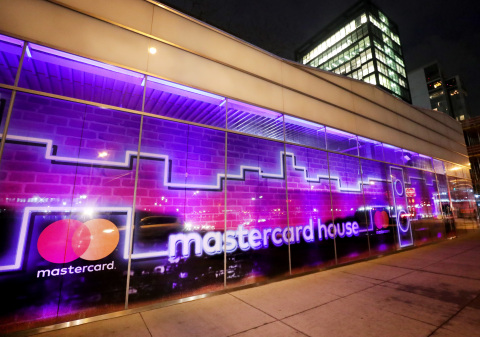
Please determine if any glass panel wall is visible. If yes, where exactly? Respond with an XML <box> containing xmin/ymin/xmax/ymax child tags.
<box><xmin>0</xmin><ymin>33</ymin><xmax>476</xmax><ymax>333</ymax></box>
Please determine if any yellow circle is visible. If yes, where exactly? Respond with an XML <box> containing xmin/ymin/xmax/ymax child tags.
<box><xmin>80</xmin><ymin>219</ymin><xmax>119</xmax><ymax>261</ymax></box>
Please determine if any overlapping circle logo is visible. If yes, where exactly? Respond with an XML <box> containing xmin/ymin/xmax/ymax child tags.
<box><xmin>37</xmin><ymin>219</ymin><xmax>119</xmax><ymax>263</ymax></box>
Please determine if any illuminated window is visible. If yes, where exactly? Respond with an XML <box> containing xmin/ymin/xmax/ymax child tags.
<box><xmin>361</xmin><ymin>13</ymin><xmax>367</xmax><ymax>24</ymax></box>
<box><xmin>450</xmin><ymin>90</ymin><xmax>459</xmax><ymax>96</ymax></box>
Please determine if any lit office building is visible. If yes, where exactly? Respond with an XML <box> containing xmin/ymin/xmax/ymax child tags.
<box><xmin>296</xmin><ymin>0</ymin><xmax>411</xmax><ymax>102</ymax></box>
<box><xmin>0</xmin><ymin>0</ymin><xmax>475</xmax><ymax>334</ymax></box>
<box><xmin>409</xmin><ymin>62</ymin><xmax>470</xmax><ymax>121</ymax></box>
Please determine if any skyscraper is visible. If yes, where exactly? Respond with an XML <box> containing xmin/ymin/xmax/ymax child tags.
<box><xmin>409</xmin><ymin>62</ymin><xmax>470</xmax><ymax>121</ymax></box>
<box><xmin>296</xmin><ymin>0</ymin><xmax>411</xmax><ymax>102</ymax></box>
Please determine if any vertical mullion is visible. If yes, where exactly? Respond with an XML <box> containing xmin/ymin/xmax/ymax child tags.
<box><xmin>124</xmin><ymin>74</ymin><xmax>147</xmax><ymax>309</ymax></box>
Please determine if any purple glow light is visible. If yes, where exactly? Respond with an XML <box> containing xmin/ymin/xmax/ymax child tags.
<box><xmin>29</xmin><ymin>43</ymin><xmax>144</xmax><ymax>82</ymax></box>
<box><xmin>0</xmin><ymin>34</ymin><xmax>23</xmax><ymax>46</ymax></box>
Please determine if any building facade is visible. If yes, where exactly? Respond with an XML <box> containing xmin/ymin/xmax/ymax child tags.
<box><xmin>408</xmin><ymin>62</ymin><xmax>470</xmax><ymax>121</ymax></box>
<box><xmin>462</xmin><ymin>117</ymin><xmax>480</xmax><ymax>206</ymax></box>
<box><xmin>0</xmin><ymin>0</ymin><xmax>476</xmax><ymax>333</ymax></box>
<box><xmin>296</xmin><ymin>0</ymin><xmax>411</xmax><ymax>102</ymax></box>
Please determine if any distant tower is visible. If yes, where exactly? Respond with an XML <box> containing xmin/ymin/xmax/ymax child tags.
<box><xmin>408</xmin><ymin>62</ymin><xmax>470</xmax><ymax>121</ymax></box>
<box><xmin>296</xmin><ymin>0</ymin><xmax>411</xmax><ymax>103</ymax></box>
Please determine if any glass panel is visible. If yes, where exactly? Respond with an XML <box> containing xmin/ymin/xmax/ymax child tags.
<box><xmin>227</xmin><ymin>99</ymin><xmax>284</xmax><ymax>140</ymax></box>
<box><xmin>328</xmin><ymin>153</ymin><xmax>369</xmax><ymax>263</ymax></box>
<box><xmin>416</xmin><ymin>154</ymin><xmax>434</xmax><ymax>171</ymax></box>
<box><xmin>444</xmin><ymin>162</ymin><xmax>465</xmax><ymax>178</ymax></box>
<box><xmin>448</xmin><ymin>177</ymin><xmax>478</xmax><ymax>232</ymax></box>
<box><xmin>0</xmin><ymin>92</ymin><xmax>138</xmax><ymax>331</ymax></box>
<box><xmin>360</xmin><ymin>159</ymin><xmax>397</xmax><ymax>254</ymax></box>
<box><xmin>0</xmin><ymin>87</ymin><xmax>13</xmax><ymax>131</ymax></box>
<box><xmin>433</xmin><ymin>159</ymin><xmax>446</xmax><ymax>175</ymax></box>
<box><xmin>19</xmin><ymin>43</ymin><xmax>145</xmax><ymax>110</ymax></box>
<box><xmin>382</xmin><ymin>144</ymin><xmax>403</xmax><ymax>165</ymax></box>
<box><xmin>286</xmin><ymin>145</ymin><xmax>335</xmax><ymax>273</ymax></box>
<box><xmin>404</xmin><ymin>168</ymin><xmax>444</xmax><ymax>245</ymax></box>
<box><xmin>401</xmin><ymin>149</ymin><xmax>418</xmax><ymax>167</ymax></box>
<box><xmin>326</xmin><ymin>127</ymin><xmax>358</xmax><ymax>155</ymax></box>
<box><xmin>463</xmin><ymin>167</ymin><xmax>471</xmax><ymax>180</ymax></box>
<box><xmin>436</xmin><ymin>174</ymin><xmax>455</xmax><ymax>238</ymax></box>
<box><xmin>402</xmin><ymin>150</ymin><xmax>433</xmax><ymax>171</ymax></box>
<box><xmin>128</xmin><ymin>119</ymin><xmax>225</xmax><ymax>307</ymax></box>
<box><xmin>358</xmin><ymin>136</ymin><xmax>384</xmax><ymax>161</ymax></box>
<box><xmin>144</xmin><ymin>77</ymin><xmax>226</xmax><ymax>128</ymax></box>
<box><xmin>284</xmin><ymin>115</ymin><xmax>326</xmax><ymax>149</ymax></box>
<box><xmin>226</xmin><ymin>133</ymin><xmax>289</xmax><ymax>286</ymax></box>
<box><xmin>388</xmin><ymin>165</ymin><xmax>414</xmax><ymax>247</ymax></box>
<box><xmin>0</xmin><ymin>34</ymin><xmax>23</xmax><ymax>85</ymax></box>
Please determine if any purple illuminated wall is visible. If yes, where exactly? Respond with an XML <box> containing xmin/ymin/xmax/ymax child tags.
<box><xmin>0</xmin><ymin>34</ymin><xmax>476</xmax><ymax>333</ymax></box>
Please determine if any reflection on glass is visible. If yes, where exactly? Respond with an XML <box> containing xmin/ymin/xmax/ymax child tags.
<box><xmin>326</xmin><ymin>127</ymin><xmax>358</xmax><ymax>155</ymax></box>
<box><xmin>358</xmin><ymin>136</ymin><xmax>383</xmax><ymax>161</ymax></box>
<box><xmin>382</xmin><ymin>143</ymin><xmax>403</xmax><ymax>165</ymax></box>
<box><xmin>448</xmin><ymin>176</ymin><xmax>477</xmax><ymax>230</ymax></box>
<box><xmin>404</xmin><ymin>168</ymin><xmax>443</xmax><ymax>245</ymax></box>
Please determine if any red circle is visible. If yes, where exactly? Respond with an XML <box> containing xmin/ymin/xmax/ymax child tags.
<box><xmin>374</xmin><ymin>210</ymin><xmax>389</xmax><ymax>229</ymax></box>
<box><xmin>37</xmin><ymin>219</ymin><xmax>90</xmax><ymax>263</ymax></box>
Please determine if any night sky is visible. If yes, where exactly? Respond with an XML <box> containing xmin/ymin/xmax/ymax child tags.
<box><xmin>157</xmin><ymin>0</ymin><xmax>480</xmax><ymax>117</ymax></box>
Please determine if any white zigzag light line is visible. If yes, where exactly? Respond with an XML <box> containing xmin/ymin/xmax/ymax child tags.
<box><xmin>2</xmin><ymin>134</ymin><xmax>413</xmax><ymax>192</ymax></box>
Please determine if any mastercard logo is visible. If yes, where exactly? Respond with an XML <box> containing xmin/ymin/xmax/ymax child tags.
<box><xmin>37</xmin><ymin>219</ymin><xmax>119</xmax><ymax>264</ymax></box>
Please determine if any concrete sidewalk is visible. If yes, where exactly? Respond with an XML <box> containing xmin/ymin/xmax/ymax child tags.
<box><xmin>24</xmin><ymin>232</ymin><xmax>480</xmax><ymax>337</ymax></box>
